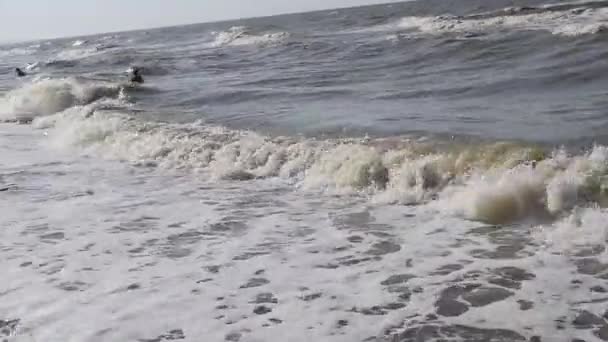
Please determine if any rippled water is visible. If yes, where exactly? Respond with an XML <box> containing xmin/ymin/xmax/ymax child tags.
<box><xmin>2</xmin><ymin>0</ymin><xmax>608</xmax><ymax>341</ymax></box>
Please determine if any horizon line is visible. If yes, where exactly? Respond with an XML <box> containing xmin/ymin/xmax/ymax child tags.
<box><xmin>2</xmin><ymin>0</ymin><xmax>404</xmax><ymax>45</ymax></box>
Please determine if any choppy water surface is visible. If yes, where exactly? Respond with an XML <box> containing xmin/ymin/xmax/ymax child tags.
<box><xmin>2</xmin><ymin>0</ymin><xmax>608</xmax><ymax>340</ymax></box>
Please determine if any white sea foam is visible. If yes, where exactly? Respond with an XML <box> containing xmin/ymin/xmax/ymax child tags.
<box><xmin>1</xmin><ymin>123</ymin><xmax>603</xmax><ymax>341</ymax></box>
<box><xmin>535</xmin><ymin>207</ymin><xmax>608</xmax><ymax>256</ymax></box>
<box><xmin>24</xmin><ymin>62</ymin><xmax>40</xmax><ymax>72</ymax></box>
<box><xmin>72</xmin><ymin>39</ymin><xmax>88</xmax><ymax>47</ymax></box>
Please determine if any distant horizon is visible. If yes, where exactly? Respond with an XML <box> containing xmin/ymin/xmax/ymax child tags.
<box><xmin>0</xmin><ymin>0</ymin><xmax>404</xmax><ymax>44</ymax></box>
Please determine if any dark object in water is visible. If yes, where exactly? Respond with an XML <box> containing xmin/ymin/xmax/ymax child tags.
<box><xmin>15</xmin><ymin>68</ymin><xmax>26</xmax><ymax>77</ymax></box>
<box><xmin>129</xmin><ymin>67</ymin><xmax>144</xmax><ymax>84</ymax></box>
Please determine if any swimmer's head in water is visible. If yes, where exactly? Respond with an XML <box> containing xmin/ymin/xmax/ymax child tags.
<box><xmin>15</xmin><ymin>68</ymin><xmax>26</xmax><ymax>77</ymax></box>
<box><xmin>127</xmin><ymin>66</ymin><xmax>141</xmax><ymax>75</ymax></box>
<box><xmin>128</xmin><ymin>67</ymin><xmax>144</xmax><ymax>83</ymax></box>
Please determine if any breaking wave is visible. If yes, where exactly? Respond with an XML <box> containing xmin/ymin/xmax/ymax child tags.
<box><xmin>0</xmin><ymin>78</ymin><xmax>126</xmax><ymax>122</ymax></box>
<box><xmin>15</xmin><ymin>94</ymin><xmax>608</xmax><ymax>226</ymax></box>
<box><xmin>4</xmin><ymin>3</ymin><xmax>608</xmax><ymax>226</ymax></box>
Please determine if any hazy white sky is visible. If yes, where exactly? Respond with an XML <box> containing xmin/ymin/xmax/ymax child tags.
<box><xmin>0</xmin><ymin>0</ymin><xmax>397</xmax><ymax>42</ymax></box>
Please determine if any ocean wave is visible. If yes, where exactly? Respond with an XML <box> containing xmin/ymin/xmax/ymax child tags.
<box><xmin>0</xmin><ymin>47</ymin><xmax>38</xmax><ymax>58</ymax></box>
<box><xmin>95</xmin><ymin>43</ymin><xmax>120</xmax><ymax>51</ymax></box>
<box><xmin>0</xmin><ymin>78</ymin><xmax>126</xmax><ymax>122</ymax></box>
<box><xmin>468</xmin><ymin>0</ymin><xmax>608</xmax><ymax>19</ymax></box>
<box><xmin>210</xmin><ymin>26</ymin><xmax>290</xmax><ymax>47</ymax></box>
<box><xmin>397</xmin><ymin>2</ymin><xmax>608</xmax><ymax>37</ymax></box>
<box><xmin>19</xmin><ymin>98</ymin><xmax>608</xmax><ymax>225</ymax></box>
<box><xmin>25</xmin><ymin>62</ymin><xmax>40</xmax><ymax>72</ymax></box>
<box><xmin>551</xmin><ymin>22</ymin><xmax>608</xmax><ymax>36</ymax></box>
<box><xmin>72</xmin><ymin>39</ymin><xmax>88</xmax><ymax>47</ymax></box>
<box><xmin>54</xmin><ymin>47</ymin><xmax>101</xmax><ymax>61</ymax></box>
<box><xmin>52</xmin><ymin>43</ymin><xmax>120</xmax><ymax>64</ymax></box>
<box><xmin>44</xmin><ymin>59</ymin><xmax>79</xmax><ymax>68</ymax></box>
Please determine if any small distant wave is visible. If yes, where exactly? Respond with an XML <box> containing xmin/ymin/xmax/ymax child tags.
<box><xmin>551</xmin><ymin>22</ymin><xmax>608</xmax><ymax>36</ymax></box>
<box><xmin>25</xmin><ymin>62</ymin><xmax>40</xmax><ymax>72</ymax></box>
<box><xmin>52</xmin><ymin>42</ymin><xmax>120</xmax><ymax>64</ymax></box>
<box><xmin>210</xmin><ymin>26</ymin><xmax>290</xmax><ymax>47</ymax></box>
<box><xmin>44</xmin><ymin>59</ymin><xmax>79</xmax><ymax>68</ymax></box>
<box><xmin>72</xmin><ymin>39</ymin><xmax>88</xmax><ymax>47</ymax></box>
<box><xmin>95</xmin><ymin>43</ymin><xmax>120</xmax><ymax>51</ymax></box>
<box><xmin>101</xmin><ymin>35</ymin><xmax>119</xmax><ymax>41</ymax></box>
<box><xmin>0</xmin><ymin>47</ymin><xmax>38</xmax><ymax>58</ymax></box>
<box><xmin>0</xmin><ymin>77</ymin><xmax>125</xmax><ymax>122</ymax></box>
<box><xmin>395</xmin><ymin>1</ymin><xmax>608</xmax><ymax>37</ymax></box>
<box><xmin>468</xmin><ymin>0</ymin><xmax>608</xmax><ymax>19</ymax></box>
<box><xmin>54</xmin><ymin>47</ymin><xmax>100</xmax><ymax>61</ymax></box>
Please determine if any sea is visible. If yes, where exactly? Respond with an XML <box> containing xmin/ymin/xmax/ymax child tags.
<box><xmin>2</xmin><ymin>0</ymin><xmax>608</xmax><ymax>341</ymax></box>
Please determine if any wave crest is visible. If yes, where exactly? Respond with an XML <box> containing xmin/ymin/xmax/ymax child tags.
<box><xmin>0</xmin><ymin>78</ymin><xmax>124</xmax><ymax>122</ymax></box>
<box><xmin>397</xmin><ymin>3</ymin><xmax>608</xmax><ymax>37</ymax></box>
<box><xmin>29</xmin><ymin>106</ymin><xmax>608</xmax><ymax>225</ymax></box>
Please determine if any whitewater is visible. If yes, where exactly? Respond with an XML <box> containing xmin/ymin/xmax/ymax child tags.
<box><xmin>2</xmin><ymin>0</ymin><xmax>608</xmax><ymax>341</ymax></box>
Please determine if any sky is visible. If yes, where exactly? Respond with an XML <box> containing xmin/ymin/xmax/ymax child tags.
<box><xmin>0</xmin><ymin>0</ymin><xmax>398</xmax><ymax>42</ymax></box>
